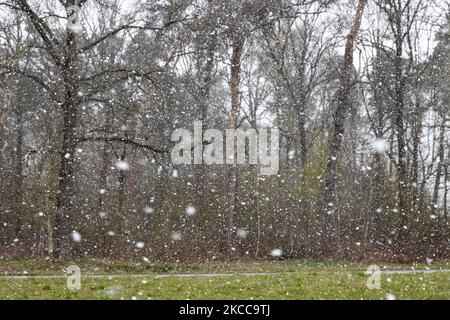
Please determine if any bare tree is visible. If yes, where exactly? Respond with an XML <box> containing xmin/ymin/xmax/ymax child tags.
<box><xmin>319</xmin><ymin>0</ymin><xmax>368</xmax><ymax>256</ymax></box>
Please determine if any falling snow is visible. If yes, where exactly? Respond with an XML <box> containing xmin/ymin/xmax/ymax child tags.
<box><xmin>371</xmin><ymin>138</ymin><xmax>389</xmax><ymax>153</ymax></box>
<box><xmin>71</xmin><ymin>231</ymin><xmax>82</xmax><ymax>243</ymax></box>
<box><xmin>0</xmin><ymin>0</ymin><xmax>447</xmax><ymax>302</ymax></box>
<box><xmin>115</xmin><ymin>161</ymin><xmax>130</xmax><ymax>171</ymax></box>
<box><xmin>271</xmin><ymin>249</ymin><xmax>282</xmax><ymax>257</ymax></box>
<box><xmin>185</xmin><ymin>205</ymin><xmax>197</xmax><ymax>216</ymax></box>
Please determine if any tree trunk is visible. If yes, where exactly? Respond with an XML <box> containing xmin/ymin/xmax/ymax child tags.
<box><xmin>222</xmin><ymin>34</ymin><xmax>244</xmax><ymax>256</ymax></box>
<box><xmin>96</xmin><ymin>106</ymin><xmax>113</xmax><ymax>256</ymax></box>
<box><xmin>318</xmin><ymin>0</ymin><xmax>367</xmax><ymax>256</ymax></box>
<box><xmin>392</xmin><ymin>9</ymin><xmax>409</xmax><ymax>249</ymax></box>
<box><xmin>444</xmin><ymin>147</ymin><xmax>450</xmax><ymax>223</ymax></box>
<box><xmin>12</xmin><ymin>109</ymin><xmax>24</xmax><ymax>239</ymax></box>
<box><xmin>411</xmin><ymin>101</ymin><xmax>422</xmax><ymax>213</ymax></box>
<box><xmin>432</xmin><ymin>117</ymin><xmax>446</xmax><ymax>217</ymax></box>
<box><xmin>194</xmin><ymin>0</ymin><xmax>217</xmax><ymax>242</ymax></box>
<box><xmin>298</xmin><ymin>94</ymin><xmax>308</xmax><ymax>167</ymax></box>
<box><xmin>54</xmin><ymin>31</ymin><xmax>79</xmax><ymax>259</ymax></box>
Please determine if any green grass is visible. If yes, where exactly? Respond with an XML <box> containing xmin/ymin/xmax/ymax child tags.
<box><xmin>0</xmin><ymin>259</ymin><xmax>448</xmax><ymax>300</ymax></box>
<box><xmin>0</xmin><ymin>258</ymin><xmax>448</xmax><ymax>276</ymax></box>
<box><xmin>0</xmin><ymin>272</ymin><xmax>448</xmax><ymax>300</ymax></box>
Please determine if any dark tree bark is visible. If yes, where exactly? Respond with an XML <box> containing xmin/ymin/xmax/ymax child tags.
<box><xmin>12</xmin><ymin>107</ymin><xmax>24</xmax><ymax>239</ymax></box>
<box><xmin>96</xmin><ymin>106</ymin><xmax>113</xmax><ymax>256</ymax></box>
<box><xmin>222</xmin><ymin>33</ymin><xmax>244</xmax><ymax>256</ymax></box>
<box><xmin>194</xmin><ymin>0</ymin><xmax>217</xmax><ymax>234</ymax></box>
<box><xmin>318</xmin><ymin>0</ymin><xmax>367</xmax><ymax>256</ymax></box>
<box><xmin>393</xmin><ymin>17</ymin><xmax>409</xmax><ymax>246</ymax></box>
<box><xmin>410</xmin><ymin>102</ymin><xmax>422</xmax><ymax>211</ymax></box>
<box><xmin>54</xmin><ymin>27</ymin><xmax>80</xmax><ymax>258</ymax></box>
<box><xmin>444</xmin><ymin>147</ymin><xmax>450</xmax><ymax>223</ymax></box>
<box><xmin>432</xmin><ymin>117</ymin><xmax>446</xmax><ymax>217</ymax></box>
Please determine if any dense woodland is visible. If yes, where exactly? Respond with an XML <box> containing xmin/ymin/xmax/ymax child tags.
<box><xmin>0</xmin><ymin>0</ymin><xmax>449</xmax><ymax>262</ymax></box>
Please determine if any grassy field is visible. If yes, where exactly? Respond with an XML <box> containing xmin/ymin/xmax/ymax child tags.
<box><xmin>0</xmin><ymin>259</ymin><xmax>448</xmax><ymax>300</ymax></box>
